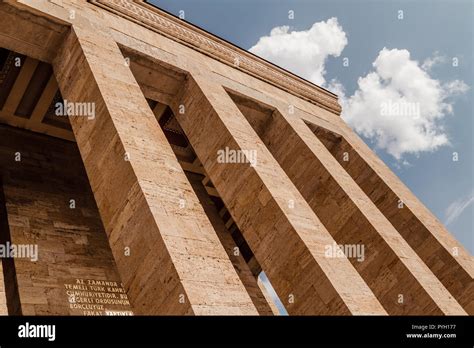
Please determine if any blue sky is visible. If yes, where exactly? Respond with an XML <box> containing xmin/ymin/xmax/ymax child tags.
<box><xmin>149</xmin><ymin>0</ymin><xmax>473</xmax><ymax>307</ymax></box>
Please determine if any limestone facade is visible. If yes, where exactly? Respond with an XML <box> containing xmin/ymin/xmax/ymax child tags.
<box><xmin>0</xmin><ymin>0</ymin><xmax>471</xmax><ymax>315</ymax></box>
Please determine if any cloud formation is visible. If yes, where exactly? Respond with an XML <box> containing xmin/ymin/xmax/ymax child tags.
<box><xmin>421</xmin><ymin>51</ymin><xmax>447</xmax><ymax>71</ymax></box>
<box><xmin>250</xmin><ymin>19</ymin><xmax>468</xmax><ymax>160</ymax></box>
<box><xmin>249</xmin><ymin>18</ymin><xmax>347</xmax><ymax>86</ymax></box>
<box><xmin>338</xmin><ymin>48</ymin><xmax>469</xmax><ymax>159</ymax></box>
<box><xmin>445</xmin><ymin>192</ymin><xmax>474</xmax><ymax>225</ymax></box>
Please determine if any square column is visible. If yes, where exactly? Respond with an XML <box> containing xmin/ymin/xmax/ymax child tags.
<box><xmin>172</xmin><ymin>74</ymin><xmax>386</xmax><ymax>315</ymax></box>
<box><xmin>253</xmin><ymin>104</ymin><xmax>466</xmax><ymax>315</ymax></box>
<box><xmin>313</xmin><ymin>120</ymin><xmax>474</xmax><ymax>314</ymax></box>
<box><xmin>52</xmin><ymin>25</ymin><xmax>258</xmax><ymax>315</ymax></box>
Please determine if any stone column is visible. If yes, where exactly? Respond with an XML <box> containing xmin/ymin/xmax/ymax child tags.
<box><xmin>185</xmin><ymin>172</ymin><xmax>274</xmax><ymax>315</ymax></box>
<box><xmin>312</xmin><ymin>120</ymin><xmax>474</xmax><ymax>314</ymax></box>
<box><xmin>172</xmin><ymin>74</ymin><xmax>387</xmax><ymax>315</ymax></box>
<box><xmin>250</xmin><ymin>104</ymin><xmax>466</xmax><ymax>315</ymax></box>
<box><xmin>0</xmin><ymin>264</ymin><xmax>8</xmax><ymax>315</ymax></box>
<box><xmin>52</xmin><ymin>25</ymin><xmax>258</xmax><ymax>315</ymax></box>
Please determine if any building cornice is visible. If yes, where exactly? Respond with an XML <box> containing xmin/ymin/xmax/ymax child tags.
<box><xmin>91</xmin><ymin>0</ymin><xmax>342</xmax><ymax>115</ymax></box>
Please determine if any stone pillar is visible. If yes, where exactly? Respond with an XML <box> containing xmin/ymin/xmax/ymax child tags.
<box><xmin>0</xmin><ymin>180</ymin><xmax>8</xmax><ymax>315</ymax></box>
<box><xmin>0</xmin><ymin>177</ymin><xmax>21</xmax><ymax>315</ymax></box>
<box><xmin>52</xmin><ymin>25</ymin><xmax>258</xmax><ymax>315</ymax></box>
<box><xmin>185</xmin><ymin>172</ymin><xmax>274</xmax><ymax>315</ymax></box>
<box><xmin>311</xmin><ymin>121</ymin><xmax>474</xmax><ymax>314</ymax></box>
<box><xmin>245</xmin><ymin>103</ymin><xmax>465</xmax><ymax>315</ymax></box>
<box><xmin>172</xmin><ymin>74</ymin><xmax>387</xmax><ymax>315</ymax></box>
<box><xmin>0</xmin><ymin>264</ymin><xmax>8</xmax><ymax>315</ymax></box>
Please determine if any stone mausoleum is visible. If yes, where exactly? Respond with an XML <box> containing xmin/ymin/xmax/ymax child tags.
<box><xmin>0</xmin><ymin>0</ymin><xmax>471</xmax><ymax>316</ymax></box>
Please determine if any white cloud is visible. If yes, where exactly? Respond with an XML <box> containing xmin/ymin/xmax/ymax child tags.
<box><xmin>444</xmin><ymin>80</ymin><xmax>470</xmax><ymax>96</ymax></box>
<box><xmin>250</xmin><ymin>19</ymin><xmax>468</xmax><ymax>160</ymax></box>
<box><xmin>445</xmin><ymin>192</ymin><xmax>474</xmax><ymax>225</ymax></box>
<box><xmin>421</xmin><ymin>51</ymin><xmax>447</xmax><ymax>71</ymax></box>
<box><xmin>338</xmin><ymin>48</ymin><xmax>469</xmax><ymax>159</ymax></box>
<box><xmin>249</xmin><ymin>18</ymin><xmax>347</xmax><ymax>85</ymax></box>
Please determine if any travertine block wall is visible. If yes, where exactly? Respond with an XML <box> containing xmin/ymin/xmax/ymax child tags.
<box><xmin>53</xmin><ymin>26</ymin><xmax>257</xmax><ymax>315</ymax></box>
<box><xmin>185</xmin><ymin>172</ymin><xmax>274</xmax><ymax>315</ymax></box>
<box><xmin>0</xmin><ymin>263</ymin><xmax>8</xmax><ymax>314</ymax></box>
<box><xmin>0</xmin><ymin>179</ymin><xmax>21</xmax><ymax>315</ymax></box>
<box><xmin>228</xmin><ymin>93</ymin><xmax>465</xmax><ymax>315</ymax></box>
<box><xmin>312</xmin><ymin>126</ymin><xmax>474</xmax><ymax>314</ymax></box>
<box><xmin>0</xmin><ymin>125</ymin><xmax>128</xmax><ymax>315</ymax></box>
<box><xmin>0</xmin><ymin>0</ymin><xmax>470</xmax><ymax>316</ymax></box>
<box><xmin>172</xmin><ymin>74</ymin><xmax>387</xmax><ymax>315</ymax></box>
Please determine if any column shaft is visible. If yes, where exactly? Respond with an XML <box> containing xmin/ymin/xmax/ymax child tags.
<box><xmin>53</xmin><ymin>26</ymin><xmax>257</xmax><ymax>315</ymax></box>
<box><xmin>250</xmin><ymin>103</ymin><xmax>465</xmax><ymax>315</ymax></box>
<box><xmin>313</xmin><ymin>122</ymin><xmax>474</xmax><ymax>314</ymax></box>
<box><xmin>172</xmin><ymin>74</ymin><xmax>386</xmax><ymax>315</ymax></box>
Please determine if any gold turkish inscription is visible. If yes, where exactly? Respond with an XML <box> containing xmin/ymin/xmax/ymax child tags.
<box><xmin>64</xmin><ymin>278</ymin><xmax>133</xmax><ymax>316</ymax></box>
